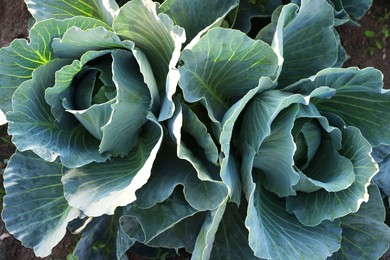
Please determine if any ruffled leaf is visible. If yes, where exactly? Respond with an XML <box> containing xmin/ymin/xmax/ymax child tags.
<box><xmin>209</xmin><ymin>200</ymin><xmax>257</xmax><ymax>259</ymax></box>
<box><xmin>220</xmin><ymin>78</ymin><xmax>274</xmax><ymax>204</ymax></box>
<box><xmin>7</xmin><ymin>59</ymin><xmax>111</xmax><ymax>168</ymax></box>
<box><xmin>62</xmin><ymin>117</ymin><xmax>163</xmax><ymax>216</ymax></box>
<box><xmin>159</xmin><ymin>0</ymin><xmax>238</xmax><ymax>45</ymax></box>
<box><xmin>329</xmin><ymin>185</ymin><xmax>390</xmax><ymax>259</ymax></box>
<box><xmin>242</xmin><ymin>176</ymin><xmax>341</xmax><ymax>259</ymax></box>
<box><xmin>257</xmin><ymin>0</ymin><xmax>340</xmax><ymax>86</ymax></box>
<box><xmin>286</xmin><ymin>115</ymin><xmax>378</xmax><ymax>226</ymax></box>
<box><xmin>2</xmin><ymin>150</ymin><xmax>80</xmax><ymax>257</ymax></box>
<box><xmin>296</xmin><ymin>67</ymin><xmax>390</xmax><ymax>147</ymax></box>
<box><xmin>25</xmin><ymin>0</ymin><xmax>119</xmax><ymax>25</ymax></box>
<box><xmin>0</xmin><ymin>17</ymin><xmax>109</xmax><ymax>114</ymax></box>
<box><xmin>179</xmin><ymin>27</ymin><xmax>278</xmax><ymax>123</ymax></box>
<box><xmin>232</xmin><ymin>0</ymin><xmax>283</xmax><ymax>33</ymax></box>
<box><xmin>120</xmin><ymin>190</ymin><xmax>200</xmax><ymax>250</ymax></box>
<box><xmin>113</xmin><ymin>0</ymin><xmax>186</xmax><ymax>120</ymax></box>
<box><xmin>73</xmin><ymin>208</ymin><xmax>134</xmax><ymax>260</ymax></box>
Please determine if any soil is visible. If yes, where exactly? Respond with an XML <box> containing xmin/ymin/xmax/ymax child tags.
<box><xmin>0</xmin><ymin>0</ymin><xmax>389</xmax><ymax>259</ymax></box>
<box><xmin>337</xmin><ymin>0</ymin><xmax>390</xmax><ymax>88</ymax></box>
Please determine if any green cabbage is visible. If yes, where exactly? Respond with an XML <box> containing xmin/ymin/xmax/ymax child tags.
<box><xmin>0</xmin><ymin>0</ymin><xmax>388</xmax><ymax>259</ymax></box>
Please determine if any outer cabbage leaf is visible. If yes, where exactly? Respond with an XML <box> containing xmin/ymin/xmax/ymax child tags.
<box><xmin>191</xmin><ymin>197</ymin><xmax>228</xmax><ymax>260</ymax></box>
<box><xmin>329</xmin><ymin>185</ymin><xmax>390</xmax><ymax>260</ymax></box>
<box><xmin>374</xmin><ymin>156</ymin><xmax>390</xmax><ymax>196</ymax></box>
<box><xmin>62</xmin><ymin>117</ymin><xmax>163</xmax><ymax>217</ymax></box>
<box><xmin>73</xmin><ymin>208</ymin><xmax>134</xmax><ymax>260</ymax></box>
<box><xmin>165</xmin><ymin>99</ymin><xmax>229</xmax><ymax>211</ymax></box>
<box><xmin>232</xmin><ymin>0</ymin><xmax>284</xmax><ymax>33</ymax></box>
<box><xmin>208</xmin><ymin>199</ymin><xmax>257</xmax><ymax>260</ymax></box>
<box><xmin>179</xmin><ymin>27</ymin><xmax>278</xmax><ymax>123</ymax></box>
<box><xmin>134</xmin><ymin>138</ymin><xmax>227</xmax><ymax>212</ymax></box>
<box><xmin>257</xmin><ymin>0</ymin><xmax>341</xmax><ymax>87</ymax></box>
<box><xmin>120</xmin><ymin>190</ymin><xmax>200</xmax><ymax>251</ymax></box>
<box><xmin>243</xmin><ymin>174</ymin><xmax>341</xmax><ymax>259</ymax></box>
<box><xmin>159</xmin><ymin>0</ymin><xmax>238</xmax><ymax>45</ymax></box>
<box><xmin>2</xmin><ymin>150</ymin><xmax>80</xmax><ymax>257</ymax></box>
<box><xmin>192</xmin><ymin>198</ymin><xmax>257</xmax><ymax>259</ymax></box>
<box><xmin>113</xmin><ymin>0</ymin><xmax>186</xmax><ymax>120</ymax></box>
<box><xmin>25</xmin><ymin>0</ymin><xmax>119</xmax><ymax>25</ymax></box>
<box><xmin>180</xmin><ymin>103</ymin><xmax>219</xmax><ymax>165</ymax></box>
<box><xmin>0</xmin><ymin>17</ymin><xmax>109</xmax><ymax>115</ymax></box>
<box><xmin>145</xmin><ymin>212</ymin><xmax>206</xmax><ymax>253</ymax></box>
<box><xmin>328</xmin><ymin>0</ymin><xmax>373</xmax><ymax>26</ymax></box>
<box><xmin>219</xmin><ymin>78</ymin><xmax>274</xmax><ymax>204</ymax></box>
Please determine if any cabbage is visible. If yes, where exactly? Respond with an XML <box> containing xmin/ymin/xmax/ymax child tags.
<box><xmin>0</xmin><ymin>0</ymin><xmax>388</xmax><ymax>259</ymax></box>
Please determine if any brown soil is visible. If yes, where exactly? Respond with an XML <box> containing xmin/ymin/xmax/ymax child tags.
<box><xmin>0</xmin><ymin>0</ymin><xmax>31</xmax><ymax>47</ymax></box>
<box><xmin>0</xmin><ymin>0</ymin><xmax>389</xmax><ymax>259</ymax></box>
<box><xmin>337</xmin><ymin>0</ymin><xmax>390</xmax><ymax>88</ymax></box>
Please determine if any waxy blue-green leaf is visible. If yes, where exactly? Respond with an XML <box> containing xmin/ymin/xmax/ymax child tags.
<box><xmin>332</xmin><ymin>28</ymin><xmax>348</xmax><ymax>67</ymax></box>
<box><xmin>192</xmin><ymin>197</ymin><xmax>228</xmax><ymax>260</ymax></box>
<box><xmin>329</xmin><ymin>185</ymin><xmax>390</xmax><ymax>260</ymax></box>
<box><xmin>179</xmin><ymin>27</ymin><xmax>278</xmax><ymax>123</ymax></box>
<box><xmin>286</xmin><ymin>115</ymin><xmax>378</xmax><ymax>226</ymax></box>
<box><xmin>46</xmin><ymin>50</ymin><xmax>113</xmax><ymax>126</ymax></box>
<box><xmin>181</xmin><ymin>102</ymin><xmax>219</xmax><ymax>165</ymax></box>
<box><xmin>134</xmin><ymin>139</ymin><xmax>226</xmax><ymax>212</ymax></box>
<box><xmin>113</xmin><ymin>0</ymin><xmax>186</xmax><ymax>120</ymax></box>
<box><xmin>7</xmin><ymin>59</ymin><xmax>110</xmax><ymax>168</ymax></box>
<box><xmin>295</xmin><ymin>139</ymin><xmax>355</xmax><ymax>193</ymax></box>
<box><xmin>328</xmin><ymin>0</ymin><xmax>373</xmax><ymax>25</ymax></box>
<box><xmin>99</xmin><ymin>49</ymin><xmax>152</xmax><ymax>156</ymax></box>
<box><xmin>141</xmin><ymin>99</ymin><xmax>228</xmax><ymax>211</ymax></box>
<box><xmin>25</xmin><ymin>0</ymin><xmax>119</xmax><ymax>25</ymax></box>
<box><xmin>52</xmin><ymin>26</ymin><xmax>133</xmax><ymax>59</ymax></box>
<box><xmin>168</xmin><ymin>98</ymin><xmax>228</xmax><ymax>209</ymax></box>
<box><xmin>2</xmin><ymin>150</ymin><xmax>80</xmax><ymax>257</ymax></box>
<box><xmin>0</xmin><ymin>17</ymin><xmax>109</xmax><ymax>114</ymax></box>
<box><xmin>121</xmin><ymin>190</ymin><xmax>198</xmax><ymax>247</ymax></box>
<box><xmin>62</xmin><ymin>117</ymin><xmax>163</xmax><ymax>216</ymax></box>
<box><xmin>159</xmin><ymin>0</ymin><xmax>238</xmax><ymax>44</ymax></box>
<box><xmin>241</xmin><ymin>164</ymin><xmax>341</xmax><ymax>260</ymax></box>
<box><xmin>252</xmin><ymin>105</ymin><xmax>300</xmax><ymax>197</ymax></box>
<box><xmin>73</xmin><ymin>208</ymin><xmax>134</xmax><ymax>260</ymax></box>
<box><xmin>257</xmin><ymin>0</ymin><xmax>340</xmax><ymax>86</ymax></box>
<box><xmin>294</xmin><ymin>67</ymin><xmax>390</xmax><ymax>147</ymax></box>
<box><xmin>232</xmin><ymin>0</ymin><xmax>283</xmax><ymax>33</ymax></box>
<box><xmin>291</xmin><ymin>105</ymin><xmax>355</xmax><ymax>193</ymax></box>
<box><xmin>219</xmin><ymin>78</ymin><xmax>274</xmax><ymax>204</ymax></box>
<box><xmin>238</xmin><ymin>87</ymin><xmax>336</xmax><ymax>196</ymax></box>
<box><xmin>52</xmin><ymin>27</ymin><xmax>160</xmax><ymax>110</ymax></box>
<box><xmin>209</xmin><ymin>201</ymin><xmax>258</xmax><ymax>260</ymax></box>
<box><xmin>374</xmin><ymin>157</ymin><xmax>390</xmax><ymax>196</ymax></box>
<box><xmin>146</xmin><ymin>213</ymin><xmax>206</xmax><ymax>253</ymax></box>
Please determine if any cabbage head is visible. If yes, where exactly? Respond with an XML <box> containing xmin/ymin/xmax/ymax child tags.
<box><xmin>0</xmin><ymin>0</ymin><xmax>389</xmax><ymax>259</ymax></box>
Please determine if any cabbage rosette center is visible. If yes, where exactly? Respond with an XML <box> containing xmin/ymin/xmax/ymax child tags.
<box><xmin>238</xmin><ymin>73</ymin><xmax>381</xmax><ymax>258</ymax></box>
<box><xmin>5</xmin><ymin>24</ymin><xmax>166</xmax><ymax>218</ymax></box>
